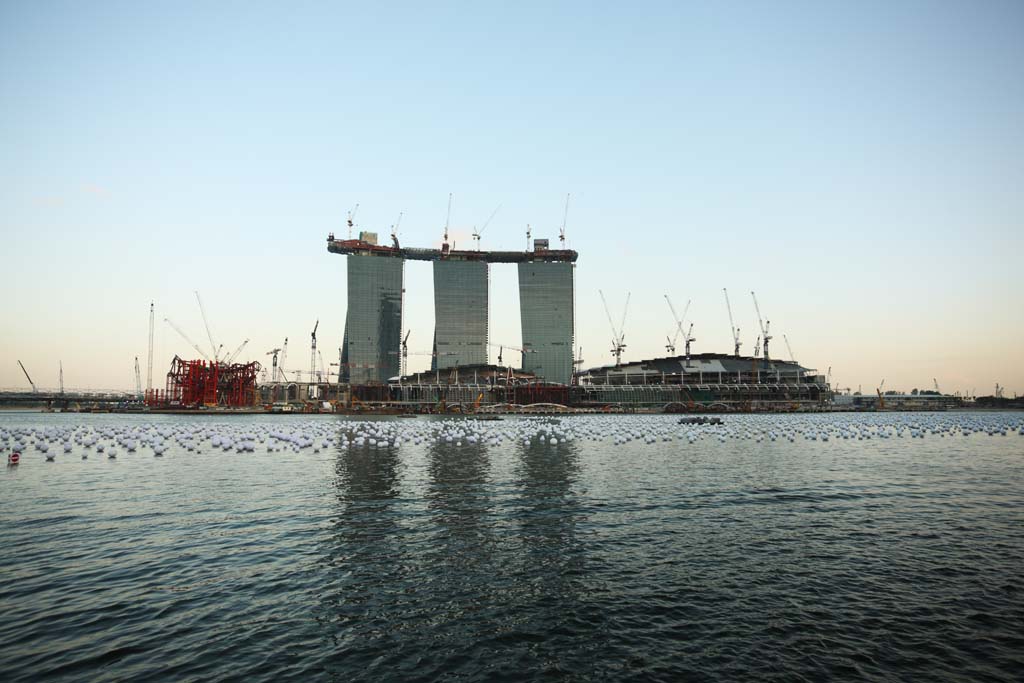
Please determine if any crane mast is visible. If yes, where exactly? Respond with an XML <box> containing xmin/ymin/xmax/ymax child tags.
<box><xmin>599</xmin><ymin>290</ymin><xmax>630</xmax><ymax>366</ymax></box>
<box><xmin>664</xmin><ymin>295</ymin><xmax>691</xmax><ymax>355</ymax></box>
<box><xmin>146</xmin><ymin>302</ymin><xmax>154</xmax><ymax>392</ymax></box>
<box><xmin>723</xmin><ymin>288</ymin><xmax>741</xmax><ymax>356</ymax></box>
<box><xmin>751</xmin><ymin>291</ymin><xmax>771</xmax><ymax>361</ymax></box>
<box><xmin>134</xmin><ymin>357</ymin><xmax>142</xmax><ymax>399</ymax></box>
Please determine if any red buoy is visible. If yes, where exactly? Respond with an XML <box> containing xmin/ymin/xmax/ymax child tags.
<box><xmin>8</xmin><ymin>451</ymin><xmax>20</xmax><ymax>465</ymax></box>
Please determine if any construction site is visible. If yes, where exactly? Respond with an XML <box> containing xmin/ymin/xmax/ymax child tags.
<box><xmin>8</xmin><ymin>201</ymin><xmax>981</xmax><ymax>414</ymax></box>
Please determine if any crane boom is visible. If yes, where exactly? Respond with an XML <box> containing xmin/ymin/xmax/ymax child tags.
<box><xmin>751</xmin><ymin>291</ymin><xmax>772</xmax><ymax>360</ymax></box>
<box><xmin>783</xmin><ymin>334</ymin><xmax>795</xmax><ymax>362</ymax></box>
<box><xmin>18</xmin><ymin>360</ymin><xmax>36</xmax><ymax>392</ymax></box>
<box><xmin>664</xmin><ymin>295</ymin><xmax>691</xmax><ymax>349</ymax></box>
<box><xmin>164</xmin><ymin>318</ymin><xmax>211</xmax><ymax>360</ymax></box>
<box><xmin>194</xmin><ymin>291</ymin><xmax>219</xmax><ymax>361</ymax></box>
<box><xmin>599</xmin><ymin>290</ymin><xmax>629</xmax><ymax>365</ymax></box>
<box><xmin>226</xmin><ymin>339</ymin><xmax>250</xmax><ymax>364</ymax></box>
<box><xmin>723</xmin><ymin>288</ymin><xmax>741</xmax><ymax>356</ymax></box>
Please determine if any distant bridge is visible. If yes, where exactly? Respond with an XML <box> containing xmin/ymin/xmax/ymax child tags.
<box><xmin>0</xmin><ymin>390</ymin><xmax>136</xmax><ymax>406</ymax></box>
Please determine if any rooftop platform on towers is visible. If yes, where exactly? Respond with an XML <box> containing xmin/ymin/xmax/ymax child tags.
<box><xmin>327</xmin><ymin>235</ymin><xmax>578</xmax><ymax>263</ymax></box>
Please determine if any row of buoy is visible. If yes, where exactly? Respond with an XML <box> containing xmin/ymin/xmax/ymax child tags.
<box><xmin>4</xmin><ymin>412</ymin><xmax>1022</xmax><ymax>463</ymax></box>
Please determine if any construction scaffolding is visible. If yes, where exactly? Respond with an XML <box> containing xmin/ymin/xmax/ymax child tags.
<box><xmin>149</xmin><ymin>356</ymin><xmax>261</xmax><ymax>408</ymax></box>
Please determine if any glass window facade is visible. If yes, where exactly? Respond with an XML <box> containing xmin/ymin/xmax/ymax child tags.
<box><xmin>432</xmin><ymin>261</ymin><xmax>489</xmax><ymax>369</ymax></box>
<box><xmin>342</xmin><ymin>255</ymin><xmax>403</xmax><ymax>384</ymax></box>
<box><xmin>518</xmin><ymin>261</ymin><xmax>574</xmax><ymax>384</ymax></box>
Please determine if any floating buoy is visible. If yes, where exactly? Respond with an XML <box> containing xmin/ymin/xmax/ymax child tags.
<box><xmin>7</xmin><ymin>451</ymin><xmax>19</xmax><ymax>465</ymax></box>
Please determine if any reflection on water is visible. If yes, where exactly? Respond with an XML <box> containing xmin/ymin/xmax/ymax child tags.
<box><xmin>2</xmin><ymin>413</ymin><xmax>1023</xmax><ymax>682</ymax></box>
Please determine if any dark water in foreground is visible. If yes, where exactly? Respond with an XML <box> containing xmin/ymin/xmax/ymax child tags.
<box><xmin>1</xmin><ymin>412</ymin><xmax>1023</xmax><ymax>682</ymax></box>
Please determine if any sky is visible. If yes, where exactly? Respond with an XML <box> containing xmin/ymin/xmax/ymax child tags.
<box><xmin>1</xmin><ymin>0</ymin><xmax>1022</xmax><ymax>396</ymax></box>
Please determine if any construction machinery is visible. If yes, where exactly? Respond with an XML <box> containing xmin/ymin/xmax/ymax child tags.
<box><xmin>18</xmin><ymin>360</ymin><xmax>36</xmax><ymax>392</ymax></box>
<box><xmin>559</xmin><ymin>193</ymin><xmax>570</xmax><ymax>249</ymax></box>
<box><xmin>226</xmin><ymin>339</ymin><xmax>250</xmax><ymax>364</ymax></box>
<box><xmin>266</xmin><ymin>347</ymin><xmax>282</xmax><ymax>383</ymax></box>
<box><xmin>599</xmin><ymin>290</ymin><xmax>630</xmax><ymax>366</ymax></box>
<box><xmin>59</xmin><ymin>361</ymin><xmax>64</xmax><ymax>395</ymax></box>
<box><xmin>783</xmin><ymin>334</ymin><xmax>795</xmax><ymax>362</ymax></box>
<box><xmin>751</xmin><ymin>291</ymin><xmax>772</xmax><ymax>361</ymax></box>
<box><xmin>146</xmin><ymin>302</ymin><xmax>154</xmax><ymax>392</ymax></box>
<box><xmin>471</xmin><ymin>204</ymin><xmax>501</xmax><ymax>250</ymax></box>
<box><xmin>683</xmin><ymin>323</ymin><xmax>696</xmax><ymax>361</ymax></box>
<box><xmin>309</xmin><ymin>320</ymin><xmax>319</xmax><ymax>398</ymax></box>
<box><xmin>400</xmin><ymin>330</ymin><xmax>411</xmax><ymax>376</ymax></box>
<box><xmin>164</xmin><ymin>318</ymin><xmax>211</xmax><ymax>361</ymax></box>
<box><xmin>346</xmin><ymin>203</ymin><xmax>359</xmax><ymax>239</ymax></box>
<box><xmin>664</xmin><ymin>295</ymin><xmax>691</xmax><ymax>358</ymax></box>
<box><xmin>134</xmin><ymin>357</ymin><xmax>143</xmax><ymax>400</ymax></box>
<box><xmin>723</xmin><ymin>288</ymin><xmax>742</xmax><ymax>357</ymax></box>
<box><xmin>877</xmin><ymin>379</ymin><xmax>886</xmax><ymax>409</ymax></box>
<box><xmin>194</xmin><ymin>291</ymin><xmax>219</xmax><ymax>361</ymax></box>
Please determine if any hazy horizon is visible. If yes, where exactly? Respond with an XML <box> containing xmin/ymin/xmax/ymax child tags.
<box><xmin>2</xmin><ymin>1</ymin><xmax>1022</xmax><ymax>395</ymax></box>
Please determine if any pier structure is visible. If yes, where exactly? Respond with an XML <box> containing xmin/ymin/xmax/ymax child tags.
<box><xmin>328</xmin><ymin>232</ymin><xmax>577</xmax><ymax>385</ymax></box>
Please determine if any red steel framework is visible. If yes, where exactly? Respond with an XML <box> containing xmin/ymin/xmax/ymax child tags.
<box><xmin>147</xmin><ymin>356</ymin><xmax>261</xmax><ymax>408</ymax></box>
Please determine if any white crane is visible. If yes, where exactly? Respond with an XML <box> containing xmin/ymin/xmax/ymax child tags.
<box><xmin>146</xmin><ymin>302</ymin><xmax>154</xmax><ymax>392</ymax></box>
<box><xmin>226</xmin><ymin>339</ymin><xmax>250</xmax><ymax>364</ymax></box>
<box><xmin>17</xmin><ymin>360</ymin><xmax>36</xmax><ymax>393</ymax></box>
<box><xmin>599</xmin><ymin>290</ymin><xmax>630</xmax><ymax>366</ymax></box>
<box><xmin>751</xmin><ymin>291</ymin><xmax>772</xmax><ymax>361</ymax></box>
<box><xmin>723</xmin><ymin>288</ymin><xmax>741</xmax><ymax>357</ymax></box>
<box><xmin>559</xmin><ymin>193</ymin><xmax>570</xmax><ymax>249</ymax></box>
<box><xmin>783</xmin><ymin>334</ymin><xmax>795</xmax><ymax>362</ymax></box>
<box><xmin>266</xmin><ymin>348</ymin><xmax>282</xmax><ymax>382</ymax></box>
<box><xmin>347</xmin><ymin>203</ymin><xmax>359</xmax><ymax>239</ymax></box>
<box><xmin>664</xmin><ymin>295</ymin><xmax>691</xmax><ymax>357</ymax></box>
<box><xmin>164</xmin><ymin>318</ymin><xmax>211</xmax><ymax>361</ymax></box>
<box><xmin>134</xmin><ymin>357</ymin><xmax>142</xmax><ymax>400</ymax></box>
<box><xmin>471</xmin><ymin>204</ymin><xmax>501</xmax><ymax>250</ymax></box>
<box><xmin>194</xmin><ymin>291</ymin><xmax>219</xmax><ymax>361</ymax></box>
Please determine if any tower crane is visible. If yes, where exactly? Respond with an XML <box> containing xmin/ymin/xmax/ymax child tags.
<box><xmin>723</xmin><ymin>288</ymin><xmax>742</xmax><ymax>357</ymax></box>
<box><xmin>194</xmin><ymin>291</ymin><xmax>219</xmax><ymax>361</ymax></box>
<box><xmin>164</xmin><ymin>318</ymin><xmax>211</xmax><ymax>361</ymax></box>
<box><xmin>390</xmin><ymin>212</ymin><xmax>403</xmax><ymax>249</ymax></box>
<box><xmin>753</xmin><ymin>336</ymin><xmax>761</xmax><ymax>358</ymax></box>
<box><xmin>559</xmin><ymin>193</ymin><xmax>570</xmax><ymax>249</ymax></box>
<box><xmin>783</xmin><ymin>334</ymin><xmax>795</xmax><ymax>362</ymax></box>
<box><xmin>683</xmin><ymin>323</ymin><xmax>696</xmax><ymax>362</ymax></box>
<box><xmin>347</xmin><ymin>203</ymin><xmax>359</xmax><ymax>239</ymax></box>
<box><xmin>280</xmin><ymin>338</ymin><xmax>289</xmax><ymax>379</ymax></box>
<box><xmin>266</xmin><ymin>348</ymin><xmax>282</xmax><ymax>382</ymax></box>
<box><xmin>751</xmin><ymin>291</ymin><xmax>772</xmax><ymax>361</ymax></box>
<box><xmin>309</xmin><ymin>320</ymin><xmax>319</xmax><ymax>385</ymax></box>
<box><xmin>443</xmin><ymin>193</ymin><xmax>453</xmax><ymax>246</ymax></box>
<box><xmin>599</xmin><ymin>290</ymin><xmax>630</xmax><ymax>366</ymax></box>
<box><xmin>400</xmin><ymin>330</ymin><xmax>411</xmax><ymax>376</ymax></box>
<box><xmin>147</xmin><ymin>302</ymin><xmax>154</xmax><ymax>392</ymax></box>
<box><xmin>226</xmin><ymin>339</ymin><xmax>250</xmax><ymax>364</ymax></box>
<box><xmin>664</xmin><ymin>295</ymin><xmax>691</xmax><ymax>357</ymax></box>
<box><xmin>933</xmin><ymin>378</ymin><xmax>941</xmax><ymax>394</ymax></box>
<box><xmin>877</xmin><ymin>379</ymin><xmax>886</xmax><ymax>409</ymax></box>
<box><xmin>59</xmin><ymin>361</ymin><xmax>64</xmax><ymax>395</ymax></box>
<box><xmin>471</xmin><ymin>204</ymin><xmax>501</xmax><ymax>250</ymax></box>
<box><xmin>134</xmin><ymin>357</ymin><xmax>143</xmax><ymax>399</ymax></box>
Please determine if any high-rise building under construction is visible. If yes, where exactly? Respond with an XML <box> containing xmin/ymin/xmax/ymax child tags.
<box><xmin>328</xmin><ymin>230</ymin><xmax>577</xmax><ymax>385</ymax></box>
<box><xmin>518</xmin><ymin>261</ymin><xmax>574</xmax><ymax>385</ymax></box>
<box><xmin>432</xmin><ymin>260</ymin><xmax>488</xmax><ymax>369</ymax></box>
<box><xmin>340</xmin><ymin>240</ymin><xmax>403</xmax><ymax>384</ymax></box>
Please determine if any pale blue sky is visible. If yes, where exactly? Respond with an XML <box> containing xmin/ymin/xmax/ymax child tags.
<box><xmin>2</xmin><ymin>1</ymin><xmax>1022</xmax><ymax>395</ymax></box>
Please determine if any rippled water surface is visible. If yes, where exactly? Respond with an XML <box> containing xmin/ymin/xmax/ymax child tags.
<box><xmin>2</xmin><ymin>412</ymin><xmax>1023</xmax><ymax>682</ymax></box>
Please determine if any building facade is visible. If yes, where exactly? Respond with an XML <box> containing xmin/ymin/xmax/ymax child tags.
<box><xmin>342</xmin><ymin>254</ymin><xmax>403</xmax><ymax>383</ymax></box>
<box><xmin>518</xmin><ymin>261</ymin><xmax>575</xmax><ymax>384</ymax></box>
<box><xmin>432</xmin><ymin>260</ymin><xmax>489</xmax><ymax>369</ymax></box>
